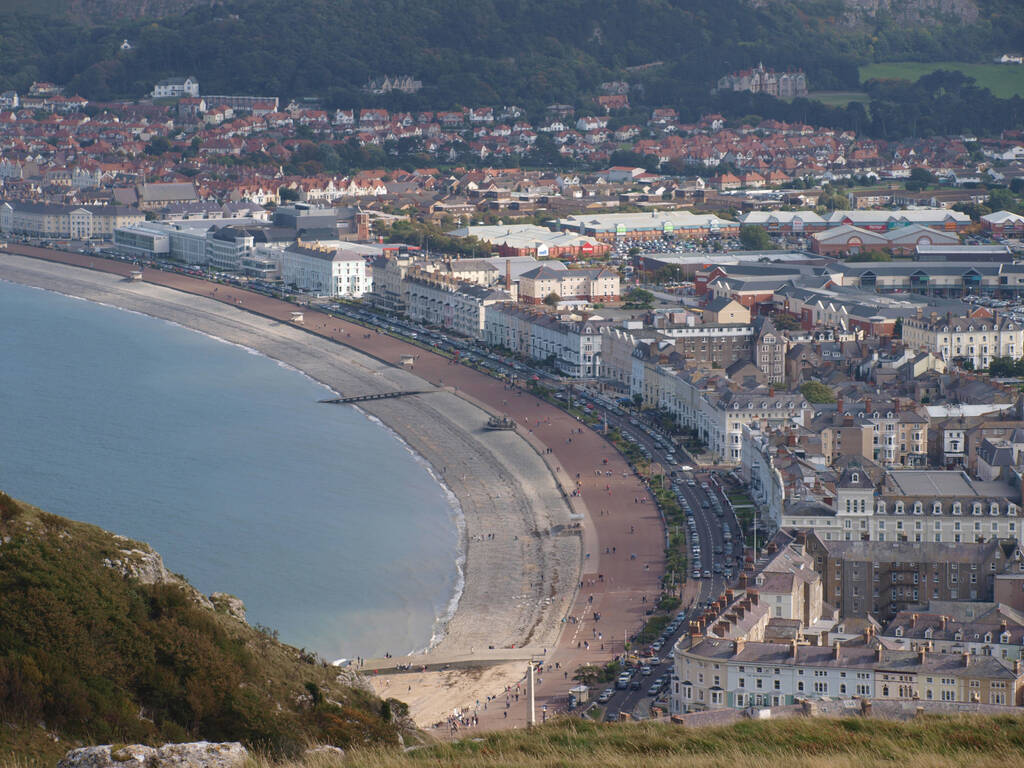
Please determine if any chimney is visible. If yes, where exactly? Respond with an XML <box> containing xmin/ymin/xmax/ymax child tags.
<box><xmin>911</xmin><ymin>613</ymin><xmax>918</xmax><ymax>628</ymax></box>
<box><xmin>1001</xmin><ymin>620</ymin><xmax>1008</xmax><ymax>634</ymax></box>
<box><xmin>962</xmin><ymin>651</ymin><xmax>971</xmax><ymax>668</ymax></box>
<box><xmin>918</xmin><ymin>647</ymin><xmax>926</xmax><ymax>664</ymax></box>
<box><xmin>734</xmin><ymin>638</ymin><xmax>745</xmax><ymax>655</ymax></box>
<box><xmin>940</xmin><ymin>616</ymin><xmax>948</xmax><ymax>631</ymax></box>
<box><xmin>833</xmin><ymin>640</ymin><xmax>841</xmax><ymax>660</ymax></box>
<box><xmin>769</xmin><ymin>386</ymin><xmax>775</xmax><ymax>397</ymax></box>
<box><xmin>725</xmin><ymin>589</ymin><xmax>735</xmax><ymax>604</ymax></box>
<box><xmin>837</xmin><ymin>397</ymin><xmax>844</xmax><ymax>414</ymax></box>
<box><xmin>1015</xmin><ymin>659</ymin><xmax>1021</xmax><ymax>676</ymax></box>
<box><xmin>876</xmin><ymin>646</ymin><xmax>883</xmax><ymax>662</ymax></box>
<box><xmin>791</xmin><ymin>640</ymin><xmax>798</xmax><ymax>659</ymax></box>
<box><xmin>748</xmin><ymin>589</ymin><xmax>759</xmax><ymax>605</ymax></box>
<box><xmin>505</xmin><ymin>259</ymin><xmax>512</xmax><ymax>291</ymax></box>
<box><xmin>736</xmin><ymin>605</ymin><xmax>745</xmax><ymax>621</ymax></box>
<box><xmin>739</xmin><ymin>573</ymin><xmax>748</xmax><ymax>589</ymax></box>
<box><xmin>865</xmin><ymin>397</ymin><xmax>872</xmax><ymax>414</ymax></box>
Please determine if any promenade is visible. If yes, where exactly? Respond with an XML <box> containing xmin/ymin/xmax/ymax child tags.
<box><xmin>2</xmin><ymin>246</ymin><xmax>666</xmax><ymax>730</ymax></box>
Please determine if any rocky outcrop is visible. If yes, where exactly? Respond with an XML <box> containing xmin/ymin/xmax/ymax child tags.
<box><xmin>102</xmin><ymin>539</ymin><xmax>173</xmax><ymax>585</ymax></box>
<box><xmin>58</xmin><ymin>742</ymin><xmax>247</xmax><ymax>768</ymax></box>
<box><xmin>209</xmin><ymin>592</ymin><xmax>247</xmax><ymax>623</ymax></box>
<box><xmin>101</xmin><ymin>539</ymin><xmax>213</xmax><ymax>609</ymax></box>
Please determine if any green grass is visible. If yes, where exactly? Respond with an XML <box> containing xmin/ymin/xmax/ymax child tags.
<box><xmin>860</xmin><ymin>61</ymin><xmax>1024</xmax><ymax>98</ymax></box>
<box><xmin>246</xmin><ymin>714</ymin><xmax>1024</xmax><ymax>768</ymax></box>
<box><xmin>806</xmin><ymin>90</ymin><xmax>871</xmax><ymax>108</ymax></box>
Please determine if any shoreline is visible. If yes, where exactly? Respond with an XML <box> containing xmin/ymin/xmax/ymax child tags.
<box><xmin>0</xmin><ymin>246</ymin><xmax>667</xmax><ymax>731</ymax></box>
<box><xmin>354</xmin><ymin>405</ymin><xmax>468</xmax><ymax>656</ymax></box>
<box><xmin>0</xmin><ymin>254</ymin><xmax>581</xmax><ymax>666</ymax></box>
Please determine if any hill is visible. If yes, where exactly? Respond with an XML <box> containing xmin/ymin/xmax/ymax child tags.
<box><xmin>0</xmin><ymin>491</ymin><xmax>412</xmax><ymax>766</ymax></box>
<box><xmin>0</xmin><ymin>0</ymin><xmax>1021</xmax><ymax>114</ymax></box>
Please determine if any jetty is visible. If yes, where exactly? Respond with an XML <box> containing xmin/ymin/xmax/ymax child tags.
<box><xmin>319</xmin><ymin>390</ymin><xmax>433</xmax><ymax>405</ymax></box>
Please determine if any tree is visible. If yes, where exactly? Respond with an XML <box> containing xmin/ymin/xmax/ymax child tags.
<box><xmin>739</xmin><ymin>225</ymin><xmax>772</xmax><ymax>250</ymax></box>
<box><xmin>800</xmin><ymin>381</ymin><xmax>836</xmax><ymax>404</ymax></box>
<box><xmin>543</xmin><ymin>291</ymin><xmax>561</xmax><ymax>307</ymax></box>
<box><xmin>846</xmin><ymin>250</ymin><xmax>892</xmax><ymax>262</ymax></box>
<box><xmin>144</xmin><ymin>136</ymin><xmax>171</xmax><ymax>156</ymax></box>
<box><xmin>278</xmin><ymin>186</ymin><xmax>300</xmax><ymax>202</ymax></box>
<box><xmin>988</xmin><ymin>188</ymin><xmax>1022</xmax><ymax>215</ymax></box>
<box><xmin>623</xmin><ymin>288</ymin><xmax>655</xmax><ymax>309</ymax></box>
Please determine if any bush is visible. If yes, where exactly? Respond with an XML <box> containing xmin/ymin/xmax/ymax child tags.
<box><xmin>800</xmin><ymin>381</ymin><xmax>836</xmax><ymax>403</ymax></box>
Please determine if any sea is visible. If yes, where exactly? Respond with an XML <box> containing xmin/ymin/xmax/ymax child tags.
<box><xmin>0</xmin><ymin>278</ymin><xmax>462</xmax><ymax>661</ymax></box>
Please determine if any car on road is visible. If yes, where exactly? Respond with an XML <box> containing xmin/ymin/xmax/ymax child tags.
<box><xmin>641</xmin><ymin>665</ymin><xmax>652</xmax><ymax>676</ymax></box>
<box><xmin>615</xmin><ymin>672</ymin><xmax>632</xmax><ymax>689</ymax></box>
<box><xmin>597</xmin><ymin>688</ymin><xmax>614</xmax><ymax>703</ymax></box>
<box><xmin>703</xmin><ymin>569</ymin><xmax>711</xmax><ymax>578</ymax></box>
<box><xmin>692</xmin><ymin>569</ymin><xmax>701</xmax><ymax>579</ymax></box>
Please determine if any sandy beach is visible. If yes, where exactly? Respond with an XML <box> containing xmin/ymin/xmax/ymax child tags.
<box><xmin>0</xmin><ymin>247</ymin><xmax>666</xmax><ymax>729</ymax></box>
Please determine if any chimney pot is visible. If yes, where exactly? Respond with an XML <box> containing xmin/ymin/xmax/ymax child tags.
<box><xmin>962</xmin><ymin>651</ymin><xmax>971</xmax><ymax>668</ymax></box>
<box><xmin>833</xmin><ymin>641</ymin><xmax>841</xmax><ymax>660</ymax></box>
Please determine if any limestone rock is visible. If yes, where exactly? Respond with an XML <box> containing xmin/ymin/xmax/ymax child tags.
<box><xmin>58</xmin><ymin>741</ymin><xmax>247</xmax><ymax>768</ymax></box>
<box><xmin>101</xmin><ymin>547</ymin><xmax>172</xmax><ymax>585</ymax></box>
<box><xmin>209</xmin><ymin>592</ymin><xmax>247</xmax><ymax>623</ymax></box>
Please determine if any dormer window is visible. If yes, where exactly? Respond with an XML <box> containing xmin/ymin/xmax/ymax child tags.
<box><xmin>973</xmin><ymin>503</ymin><xmax>983</xmax><ymax>516</ymax></box>
<box><xmin>851</xmin><ymin>472</ymin><xmax>859</xmax><ymax>484</ymax></box>
<box><xmin>913</xmin><ymin>502</ymin><xmax>923</xmax><ymax>515</ymax></box>
<box><xmin>984</xmin><ymin>633</ymin><xmax>993</xmax><ymax>643</ymax></box>
<box><xmin>895</xmin><ymin>626</ymin><xmax>904</xmax><ymax>637</ymax></box>
<box><xmin>953</xmin><ymin>503</ymin><xmax>962</xmax><ymax>516</ymax></box>
<box><xmin>895</xmin><ymin>502</ymin><xmax>905</xmax><ymax>515</ymax></box>
<box><xmin>1001</xmin><ymin>632</ymin><xmax>1011</xmax><ymax>644</ymax></box>
<box><xmin>933</xmin><ymin>503</ymin><xmax>943</xmax><ymax>515</ymax></box>
<box><xmin>877</xmin><ymin>501</ymin><xmax>887</xmax><ymax>514</ymax></box>
<box><xmin>991</xmin><ymin>503</ymin><xmax>1000</xmax><ymax>516</ymax></box>
<box><xmin>955</xmin><ymin>631</ymin><xmax>963</xmax><ymax>641</ymax></box>
<box><xmin>924</xmin><ymin>628</ymin><xmax>933</xmax><ymax>639</ymax></box>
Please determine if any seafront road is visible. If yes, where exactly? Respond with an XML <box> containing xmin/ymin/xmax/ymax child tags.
<box><xmin>4</xmin><ymin>245</ymin><xmax>666</xmax><ymax>730</ymax></box>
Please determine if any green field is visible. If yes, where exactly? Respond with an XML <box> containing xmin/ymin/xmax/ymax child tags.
<box><xmin>860</xmin><ymin>61</ymin><xmax>1024</xmax><ymax>98</ymax></box>
<box><xmin>807</xmin><ymin>90</ymin><xmax>871</xmax><ymax>108</ymax></box>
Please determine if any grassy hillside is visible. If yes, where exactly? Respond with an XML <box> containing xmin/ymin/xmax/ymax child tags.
<box><xmin>262</xmin><ymin>715</ymin><xmax>1024</xmax><ymax>768</ymax></box>
<box><xmin>861</xmin><ymin>61</ymin><xmax>1024</xmax><ymax>99</ymax></box>
<box><xmin>0</xmin><ymin>492</ymin><xmax>410</xmax><ymax>766</ymax></box>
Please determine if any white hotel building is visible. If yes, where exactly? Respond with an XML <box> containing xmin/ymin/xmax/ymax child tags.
<box><xmin>280</xmin><ymin>243</ymin><xmax>370</xmax><ymax>298</ymax></box>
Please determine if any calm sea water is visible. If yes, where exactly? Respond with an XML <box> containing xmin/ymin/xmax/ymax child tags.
<box><xmin>0</xmin><ymin>278</ymin><xmax>461</xmax><ymax>660</ymax></box>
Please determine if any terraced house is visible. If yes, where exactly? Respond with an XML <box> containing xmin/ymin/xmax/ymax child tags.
<box><xmin>674</xmin><ymin>635</ymin><xmax>1023</xmax><ymax>712</ymax></box>
<box><xmin>902</xmin><ymin>312</ymin><xmax>1024</xmax><ymax>369</ymax></box>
